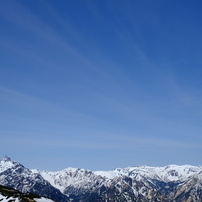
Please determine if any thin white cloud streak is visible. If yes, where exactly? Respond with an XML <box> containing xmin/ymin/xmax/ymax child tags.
<box><xmin>0</xmin><ymin>86</ymin><xmax>102</xmax><ymax>123</ymax></box>
<box><xmin>0</xmin><ymin>1</ymin><xmax>95</xmax><ymax>71</ymax></box>
<box><xmin>95</xmin><ymin>90</ymin><xmax>202</xmax><ymax>141</ymax></box>
<box><xmin>1</xmin><ymin>130</ymin><xmax>201</xmax><ymax>151</ymax></box>
<box><xmin>85</xmin><ymin>2</ymin><xmax>190</xmax><ymax>108</ymax></box>
<box><xmin>87</xmin><ymin>0</ymin><xmax>153</xmax><ymax>66</ymax></box>
<box><xmin>40</xmin><ymin>1</ymin><xmax>85</xmax><ymax>46</ymax></box>
<box><xmin>167</xmin><ymin>77</ymin><xmax>202</xmax><ymax>108</ymax></box>
<box><xmin>88</xmin><ymin>1</ymin><xmax>202</xmax><ymax>112</ymax></box>
<box><xmin>0</xmin><ymin>0</ymin><xmax>127</xmax><ymax>86</ymax></box>
<box><xmin>0</xmin><ymin>0</ymin><xmax>160</xmax><ymax>98</ymax></box>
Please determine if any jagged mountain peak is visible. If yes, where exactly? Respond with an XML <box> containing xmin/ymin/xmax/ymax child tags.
<box><xmin>0</xmin><ymin>156</ymin><xmax>21</xmax><ymax>172</ymax></box>
<box><xmin>2</xmin><ymin>155</ymin><xmax>11</xmax><ymax>161</ymax></box>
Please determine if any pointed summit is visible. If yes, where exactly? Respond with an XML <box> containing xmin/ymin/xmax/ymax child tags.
<box><xmin>0</xmin><ymin>156</ymin><xmax>17</xmax><ymax>172</ymax></box>
<box><xmin>2</xmin><ymin>155</ymin><xmax>11</xmax><ymax>162</ymax></box>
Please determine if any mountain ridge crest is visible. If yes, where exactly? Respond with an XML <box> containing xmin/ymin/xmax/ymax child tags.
<box><xmin>1</xmin><ymin>156</ymin><xmax>202</xmax><ymax>201</ymax></box>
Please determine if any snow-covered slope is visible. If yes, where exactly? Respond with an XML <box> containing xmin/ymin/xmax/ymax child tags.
<box><xmin>98</xmin><ymin>164</ymin><xmax>201</xmax><ymax>181</ymax></box>
<box><xmin>36</xmin><ymin>164</ymin><xmax>202</xmax><ymax>193</ymax></box>
<box><xmin>37</xmin><ymin>168</ymin><xmax>106</xmax><ymax>193</ymax></box>
<box><xmin>0</xmin><ymin>194</ymin><xmax>19</xmax><ymax>202</ymax></box>
<box><xmin>0</xmin><ymin>156</ymin><xmax>202</xmax><ymax>201</ymax></box>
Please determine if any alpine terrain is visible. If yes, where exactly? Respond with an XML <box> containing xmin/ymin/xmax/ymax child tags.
<box><xmin>0</xmin><ymin>184</ymin><xmax>54</xmax><ymax>202</ymax></box>
<box><xmin>0</xmin><ymin>156</ymin><xmax>202</xmax><ymax>202</ymax></box>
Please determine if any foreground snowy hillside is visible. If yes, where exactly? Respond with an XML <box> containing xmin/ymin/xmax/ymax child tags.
<box><xmin>0</xmin><ymin>183</ymin><xmax>54</xmax><ymax>202</ymax></box>
<box><xmin>0</xmin><ymin>194</ymin><xmax>53</xmax><ymax>202</ymax></box>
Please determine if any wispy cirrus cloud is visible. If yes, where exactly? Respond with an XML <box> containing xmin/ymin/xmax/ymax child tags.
<box><xmin>1</xmin><ymin>129</ymin><xmax>201</xmax><ymax>152</ymax></box>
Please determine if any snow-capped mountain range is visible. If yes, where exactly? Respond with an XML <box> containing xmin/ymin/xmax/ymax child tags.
<box><xmin>0</xmin><ymin>156</ymin><xmax>202</xmax><ymax>201</ymax></box>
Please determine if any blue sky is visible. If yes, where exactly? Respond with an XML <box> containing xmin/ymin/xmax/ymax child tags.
<box><xmin>1</xmin><ymin>0</ymin><xmax>202</xmax><ymax>171</ymax></box>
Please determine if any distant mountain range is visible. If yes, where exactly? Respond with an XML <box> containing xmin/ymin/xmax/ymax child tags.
<box><xmin>0</xmin><ymin>156</ymin><xmax>202</xmax><ymax>201</ymax></box>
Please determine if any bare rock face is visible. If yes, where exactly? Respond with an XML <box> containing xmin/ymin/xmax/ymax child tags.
<box><xmin>173</xmin><ymin>172</ymin><xmax>202</xmax><ymax>202</ymax></box>
<box><xmin>0</xmin><ymin>156</ymin><xmax>202</xmax><ymax>202</ymax></box>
